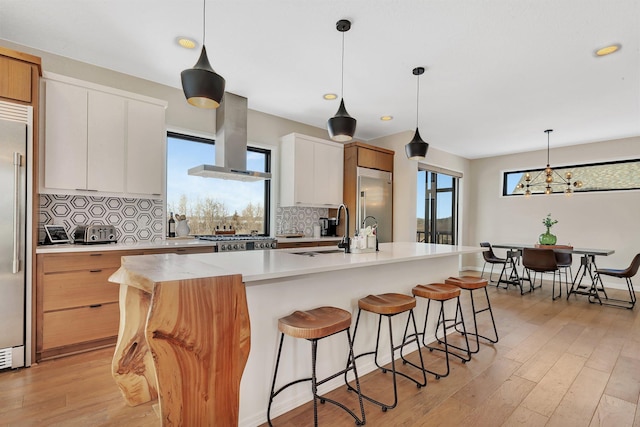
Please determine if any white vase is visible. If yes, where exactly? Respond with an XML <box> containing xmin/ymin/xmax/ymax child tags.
<box><xmin>176</xmin><ymin>220</ymin><xmax>190</xmax><ymax>237</ymax></box>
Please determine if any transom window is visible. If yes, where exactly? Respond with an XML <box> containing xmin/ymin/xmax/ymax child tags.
<box><xmin>503</xmin><ymin>158</ymin><xmax>640</xmax><ymax>196</ymax></box>
<box><xmin>166</xmin><ymin>132</ymin><xmax>271</xmax><ymax>235</ymax></box>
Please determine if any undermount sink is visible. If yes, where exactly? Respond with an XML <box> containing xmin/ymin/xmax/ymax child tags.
<box><xmin>291</xmin><ymin>249</ymin><xmax>344</xmax><ymax>256</ymax></box>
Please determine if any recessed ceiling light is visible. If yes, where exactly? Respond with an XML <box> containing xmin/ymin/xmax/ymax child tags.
<box><xmin>380</xmin><ymin>115</ymin><xmax>393</xmax><ymax>121</ymax></box>
<box><xmin>595</xmin><ymin>44</ymin><xmax>621</xmax><ymax>57</ymax></box>
<box><xmin>323</xmin><ymin>93</ymin><xmax>338</xmax><ymax>100</ymax></box>
<box><xmin>177</xmin><ymin>37</ymin><xmax>197</xmax><ymax>49</ymax></box>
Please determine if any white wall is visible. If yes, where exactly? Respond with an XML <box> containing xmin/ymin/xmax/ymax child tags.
<box><xmin>467</xmin><ymin>136</ymin><xmax>640</xmax><ymax>273</ymax></box>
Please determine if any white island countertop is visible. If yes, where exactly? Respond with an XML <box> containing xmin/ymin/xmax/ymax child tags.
<box><xmin>116</xmin><ymin>242</ymin><xmax>484</xmax><ymax>284</ymax></box>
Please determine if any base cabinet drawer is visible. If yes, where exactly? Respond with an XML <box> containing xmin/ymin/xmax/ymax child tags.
<box><xmin>42</xmin><ymin>303</ymin><xmax>120</xmax><ymax>350</ymax></box>
<box><xmin>43</xmin><ymin>268</ymin><xmax>119</xmax><ymax>311</ymax></box>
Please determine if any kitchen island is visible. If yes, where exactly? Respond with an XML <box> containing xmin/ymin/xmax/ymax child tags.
<box><xmin>108</xmin><ymin>242</ymin><xmax>484</xmax><ymax>426</ymax></box>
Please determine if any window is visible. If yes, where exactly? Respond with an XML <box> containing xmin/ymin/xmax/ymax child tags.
<box><xmin>166</xmin><ymin>132</ymin><xmax>271</xmax><ymax>235</ymax></box>
<box><xmin>503</xmin><ymin>158</ymin><xmax>640</xmax><ymax>196</ymax></box>
<box><xmin>417</xmin><ymin>167</ymin><xmax>459</xmax><ymax>245</ymax></box>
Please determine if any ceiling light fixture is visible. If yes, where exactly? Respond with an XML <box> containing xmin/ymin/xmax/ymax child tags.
<box><xmin>177</xmin><ymin>37</ymin><xmax>197</xmax><ymax>49</ymax></box>
<box><xmin>380</xmin><ymin>115</ymin><xmax>393</xmax><ymax>121</ymax></box>
<box><xmin>327</xmin><ymin>19</ymin><xmax>356</xmax><ymax>142</ymax></box>
<box><xmin>516</xmin><ymin>129</ymin><xmax>583</xmax><ymax>197</ymax></box>
<box><xmin>180</xmin><ymin>0</ymin><xmax>226</xmax><ymax>109</ymax></box>
<box><xmin>595</xmin><ymin>44</ymin><xmax>621</xmax><ymax>57</ymax></box>
<box><xmin>323</xmin><ymin>93</ymin><xmax>338</xmax><ymax>100</ymax></box>
<box><xmin>405</xmin><ymin>66</ymin><xmax>429</xmax><ymax>160</ymax></box>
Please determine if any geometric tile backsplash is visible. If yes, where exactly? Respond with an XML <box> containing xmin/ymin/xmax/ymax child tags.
<box><xmin>275</xmin><ymin>206</ymin><xmax>329</xmax><ymax>237</ymax></box>
<box><xmin>39</xmin><ymin>194</ymin><xmax>164</xmax><ymax>243</ymax></box>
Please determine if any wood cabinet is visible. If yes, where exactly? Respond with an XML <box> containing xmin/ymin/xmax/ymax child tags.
<box><xmin>280</xmin><ymin>133</ymin><xmax>343</xmax><ymax>207</ymax></box>
<box><xmin>339</xmin><ymin>142</ymin><xmax>395</xmax><ymax>238</ymax></box>
<box><xmin>277</xmin><ymin>240</ymin><xmax>340</xmax><ymax>249</ymax></box>
<box><xmin>0</xmin><ymin>54</ymin><xmax>33</xmax><ymax>103</ymax></box>
<box><xmin>42</xmin><ymin>74</ymin><xmax>166</xmax><ymax>197</ymax></box>
<box><xmin>36</xmin><ymin>245</ymin><xmax>215</xmax><ymax>361</ymax></box>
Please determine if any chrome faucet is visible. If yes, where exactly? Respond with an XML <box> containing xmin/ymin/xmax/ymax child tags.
<box><xmin>336</xmin><ymin>203</ymin><xmax>350</xmax><ymax>253</ymax></box>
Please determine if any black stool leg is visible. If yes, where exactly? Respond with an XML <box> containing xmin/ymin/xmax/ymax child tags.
<box><xmin>267</xmin><ymin>333</ymin><xmax>285</xmax><ymax>426</ymax></box>
<box><xmin>455</xmin><ymin>287</ymin><xmax>499</xmax><ymax>354</ymax></box>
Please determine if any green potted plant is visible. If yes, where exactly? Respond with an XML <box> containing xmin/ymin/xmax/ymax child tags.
<box><xmin>539</xmin><ymin>213</ymin><xmax>558</xmax><ymax>245</ymax></box>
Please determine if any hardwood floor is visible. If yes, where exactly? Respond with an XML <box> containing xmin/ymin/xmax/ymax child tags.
<box><xmin>1</xmin><ymin>274</ymin><xmax>639</xmax><ymax>426</ymax></box>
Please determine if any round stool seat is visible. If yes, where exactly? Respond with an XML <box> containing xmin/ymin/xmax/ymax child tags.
<box><xmin>278</xmin><ymin>306</ymin><xmax>352</xmax><ymax>339</ymax></box>
<box><xmin>445</xmin><ymin>276</ymin><xmax>489</xmax><ymax>290</ymax></box>
<box><xmin>358</xmin><ymin>293</ymin><xmax>416</xmax><ymax>315</ymax></box>
<box><xmin>412</xmin><ymin>283</ymin><xmax>460</xmax><ymax>300</ymax></box>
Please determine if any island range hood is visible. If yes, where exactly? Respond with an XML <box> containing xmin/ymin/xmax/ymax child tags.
<box><xmin>188</xmin><ymin>92</ymin><xmax>271</xmax><ymax>181</ymax></box>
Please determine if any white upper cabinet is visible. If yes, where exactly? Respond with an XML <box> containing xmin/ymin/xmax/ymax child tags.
<box><xmin>42</xmin><ymin>74</ymin><xmax>166</xmax><ymax>198</ymax></box>
<box><xmin>126</xmin><ymin>100</ymin><xmax>164</xmax><ymax>196</ymax></box>
<box><xmin>280</xmin><ymin>133</ymin><xmax>344</xmax><ymax>207</ymax></box>
<box><xmin>44</xmin><ymin>80</ymin><xmax>88</xmax><ymax>191</ymax></box>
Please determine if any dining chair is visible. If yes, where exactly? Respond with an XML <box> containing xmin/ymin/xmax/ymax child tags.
<box><xmin>591</xmin><ymin>253</ymin><xmax>640</xmax><ymax>309</ymax></box>
<box><xmin>554</xmin><ymin>251</ymin><xmax>572</xmax><ymax>291</ymax></box>
<box><xmin>522</xmin><ymin>248</ymin><xmax>562</xmax><ymax>300</ymax></box>
<box><xmin>479</xmin><ymin>242</ymin><xmax>508</xmax><ymax>284</ymax></box>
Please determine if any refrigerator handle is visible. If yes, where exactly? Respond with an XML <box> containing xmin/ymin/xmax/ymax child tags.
<box><xmin>13</xmin><ymin>152</ymin><xmax>22</xmax><ymax>274</ymax></box>
<box><xmin>360</xmin><ymin>190</ymin><xmax>366</xmax><ymax>228</ymax></box>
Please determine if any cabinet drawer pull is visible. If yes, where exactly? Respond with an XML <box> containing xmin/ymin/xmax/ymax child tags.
<box><xmin>89</xmin><ymin>304</ymin><xmax>102</xmax><ymax>308</ymax></box>
<box><xmin>89</xmin><ymin>269</ymin><xmax>102</xmax><ymax>273</ymax></box>
<box><xmin>90</xmin><ymin>253</ymin><xmax>103</xmax><ymax>257</ymax></box>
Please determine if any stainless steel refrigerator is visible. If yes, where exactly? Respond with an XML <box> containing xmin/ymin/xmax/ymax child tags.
<box><xmin>356</xmin><ymin>167</ymin><xmax>392</xmax><ymax>243</ymax></box>
<box><xmin>0</xmin><ymin>117</ymin><xmax>27</xmax><ymax>370</ymax></box>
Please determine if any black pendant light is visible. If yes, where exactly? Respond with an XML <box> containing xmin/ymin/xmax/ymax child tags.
<box><xmin>405</xmin><ymin>67</ymin><xmax>429</xmax><ymax>160</ymax></box>
<box><xmin>327</xmin><ymin>19</ymin><xmax>356</xmax><ymax>142</ymax></box>
<box><xmin>181</xmin><ymin>0</ymin><xmax>226</xmax><ymax>109</ymax></box>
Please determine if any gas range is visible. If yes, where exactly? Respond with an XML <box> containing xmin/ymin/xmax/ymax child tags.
<box><xmin>196</xmin><ymin>235</ymin><xmax>278</xmax><ymax>252</ymax></box>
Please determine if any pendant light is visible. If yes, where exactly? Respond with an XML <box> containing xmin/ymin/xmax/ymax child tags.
<box><xmin>405</xmin><ymin>67</ymin><xmax>429</xmax><ymax>160</ymax></box>
<box><xmin>327</xmin><ymin>19</ymin><xmax>356</xmax><ymax>142</ymax></box>
<box><xmin>516</xmin><ymin>129</ymin><xmax>584</xmax><ymax>196</ymax></box>
<box><xmin>181</xmin><ymin>0</ymin><xmax>226</xmax><ymax>109</ymax></box>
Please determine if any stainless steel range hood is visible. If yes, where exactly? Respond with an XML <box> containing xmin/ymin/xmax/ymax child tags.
<box><xmin>188</xmin><ymin>92</ymin><xmax>271</xmax><ymax>181</ymax></box>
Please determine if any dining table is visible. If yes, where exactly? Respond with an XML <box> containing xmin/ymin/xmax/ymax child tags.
<box><xmin>492</xmin><ymin>243</ymin><xmax>615</xmax><ymax>302</ymax></box>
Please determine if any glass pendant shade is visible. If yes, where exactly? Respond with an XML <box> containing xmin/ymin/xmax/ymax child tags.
<box><xmin>181</xmin><ymin>45</ymin><xmax>226</xmax><ymax>109</ymax></box>
<box><xmin>405</xmin><ymin>127</ymin><xmax>429</xmax><ymax>159</ymax></box>
<box><xmin>328</xmin><ymin>99</ymin><xmax>357</xmax><ymax>142</ymax></box>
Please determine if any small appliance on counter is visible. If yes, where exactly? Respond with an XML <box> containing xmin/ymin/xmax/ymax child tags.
<box><xmin>319</xmin><ymin>217</ymin><xmax>329</xmax><ymax>236</ymax></box>
<box><xmin>327</xmin><ymin>217</ymin><xmax>338</xmax><ymax>237</ymax></box>
<box><xmin>73</xmin><ymin>224</ymin><xmax>117</xmax><ymax>244</ymax></box>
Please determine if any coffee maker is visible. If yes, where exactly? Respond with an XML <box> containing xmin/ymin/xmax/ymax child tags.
<box><xmin>319</xmin><ymin>217</ymin><xmax>338</xmax><ymax>237</ymax></box>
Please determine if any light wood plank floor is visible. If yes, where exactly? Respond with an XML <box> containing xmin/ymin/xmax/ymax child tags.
<box><xmin>2</xmin><ymin>274</ymin><xmax>639</xmax><ymax>426</ymax></box>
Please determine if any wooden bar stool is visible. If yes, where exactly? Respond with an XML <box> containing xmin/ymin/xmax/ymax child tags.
<box><xmin>267</xmin><ymin>306</ymin><xmax>365</xmax><ymax>426</ymax></box>
<box><xmin>348</xmin><ymin>293</ymin><xmax>427</xmax><ymax>412</ymax></box>
<box><xmin>410</xmin><ymin>283</ymin><xmax>471</xmax><ymax>379</ymax></box>
<box><xmin>445</xmin><ymin>276</ymin><xmax>499</xmax><ymax>354</ymax></box>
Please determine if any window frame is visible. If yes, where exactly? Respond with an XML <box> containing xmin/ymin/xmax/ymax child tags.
<box><xmin>166</xmin><ymin>131</ymin><xmax>272</xmax><ymax>236</ymax></box>
<box><xmin>502</xmin><ymin>158</ymin><xmax>640</xmax><ymax>197</ymax></box>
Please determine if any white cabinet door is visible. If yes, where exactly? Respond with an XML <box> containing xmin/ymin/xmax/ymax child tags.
<box><xmin>314</xmin><ymin>141</ymin><xmax>343</xmax><ymax>206</ymax></box>
<box><xmin>126</xmin><ymin>100</ymin><xmax>165</xmax><ymax>196</ymax></box>
<box><xmin>87</xmin><ymin>91</ymin><xmax>125</xmax><ymax>192</ymax></box>
<box><xmin>279</xmin><ymin>133</ymin><xmax>343</xmax><ymax>207</ymax></box>
<box><xmin>44</xmin><ymin>80</ymin><xmax>88</xmax><ymax>190</ymax></box>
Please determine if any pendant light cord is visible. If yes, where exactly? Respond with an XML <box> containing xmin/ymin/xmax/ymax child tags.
<box><xmin>546</xmin><ymin>130</ymin><xmax>551</xmax><ymax>166</ymax></box>
<box><xmin>202</xmin><ymin>0</ymin><xmax>207</xmax><ymax>45</ymax></box>
<box><xmin>340</xmin><ymin>31</ymin><xmax>345</xmax><ymax>98</ymax></box>
<box><xmin>415</xmin><ymin>71</ymin><xmax>420</xmax><ymax>127</ymax></box>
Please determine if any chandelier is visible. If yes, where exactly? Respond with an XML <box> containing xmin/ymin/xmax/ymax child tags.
<box><xmin>516</xmin><ymin>129</ymin><xmax>583</xmax><ymax>196</ymax></box>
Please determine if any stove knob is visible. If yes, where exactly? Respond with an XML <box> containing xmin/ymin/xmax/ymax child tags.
<box><xmin>233</xmin><ymin>244</ymin><xmax>239</xmax><ymax>250</ymax></box>
<box><xmin>257</xmin><ymin>243</ymin><xmax>263</xmax><ymax>249</ymax></box>
<box><xmin>220</xmin><ymin>244</ymin><xmax>227</xmax><ymax>251</ymax></box>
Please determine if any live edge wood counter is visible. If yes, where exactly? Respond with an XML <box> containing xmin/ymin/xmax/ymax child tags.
<box><xmin>108</xmin><ymin>242</ymin><xmax>483</xmax><ymax>427</ymax></box>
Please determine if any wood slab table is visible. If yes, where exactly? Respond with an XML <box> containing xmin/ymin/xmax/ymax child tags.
<box><xmin>109</xmin><ymin>254</ymin><xmax>250</xmax><ymax>426</ymax></box>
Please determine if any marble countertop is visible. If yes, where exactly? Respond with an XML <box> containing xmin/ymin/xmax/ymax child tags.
<box><xmin>36</xmin><ymin>238</ymin><xmax>216</xmax><ymax>254</ymax></box>
<box><xmin>275</xmin><ymin>236</ymin><xmax>341</xmax><ymax>243</ymax></box>
<box><xmin>113</xmin><ymin>242</ymin><xmax>484</xmax><ymax>285</ymax></box>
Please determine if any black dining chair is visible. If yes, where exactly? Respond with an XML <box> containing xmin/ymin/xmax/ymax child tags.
<box><xmin>591</xmin><ymin>253</ymin><xmax>640</xmax><ymax>309</ymax></box>
<box><xmin>554</xmin><ymin>250</ymin><xmax>573</xmax><ymax>294</ymax></box>
<box><xmin>522</xmin><ymin>248</ymin><xmax>562</xmax><ymax>300</ymax></box>
<box><xmin>480</xmin><ymin>242</ymin><xmax>508</xmax><ymax>284</ymax></box>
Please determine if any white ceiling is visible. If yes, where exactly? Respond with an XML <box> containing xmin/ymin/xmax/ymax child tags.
<box><xmin>1</xmin><ymin>0</ymin><xmax>638</xmax><ymax>159</ymax></box>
